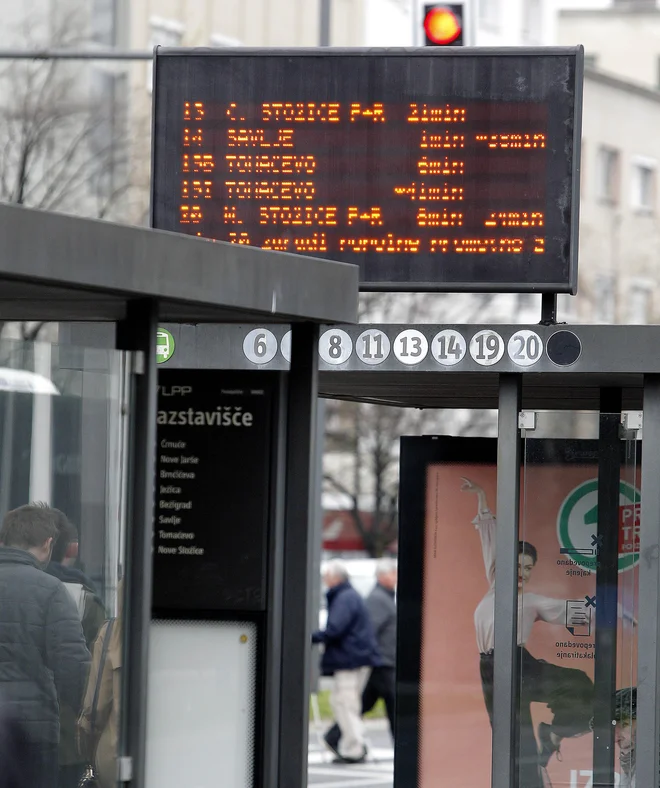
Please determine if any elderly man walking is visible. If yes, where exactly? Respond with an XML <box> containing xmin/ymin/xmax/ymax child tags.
<box><xmin>312</xmin><ymin>560</ymin><xmax>381</xmax><ymax>763</ymax></box>
<box><xmin>325</xmin><ymin>558</ymin><xmax>398</xmax><ymax>751</ymax></box>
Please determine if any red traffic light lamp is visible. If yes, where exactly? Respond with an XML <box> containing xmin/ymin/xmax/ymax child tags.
<box><xmin>423</xmin><ymin>4</ymin><xmax>464</xmax><ymax>46</ymax></box>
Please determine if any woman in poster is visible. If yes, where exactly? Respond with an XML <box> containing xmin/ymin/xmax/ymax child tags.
<box><xmin>461</xmin><ymin>477</ymin><xmax>594</xmax><ymax>787</ymax></box>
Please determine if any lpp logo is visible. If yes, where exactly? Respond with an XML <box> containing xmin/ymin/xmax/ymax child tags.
<box><xmin>557</xmin><ymin>479</ymin><xmax>640</xmax><ymax>574</ymax></box>
<box><xmin>158</xmin><ymin>386</ymin><xmax>192</xmax><ymax>397</ymax></box>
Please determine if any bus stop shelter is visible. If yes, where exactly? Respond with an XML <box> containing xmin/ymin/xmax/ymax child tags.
<box><xmin>157</xmin><ymin>318</ymin><xmax>660</xmax><ymax>788</ymax></box>
<box><xmin>0</xmin><ymin>201</ymin><xmax>359</xmax><ymax>788</ymax></box>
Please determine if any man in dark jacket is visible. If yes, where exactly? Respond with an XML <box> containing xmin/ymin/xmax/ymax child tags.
<box><xmin>325</xmin><ymin>558</ymin><xmax>398</xmax><ymax>751</ymax></box>
<box><xmin>0</xmin><ymin>505</ymin><xmax>91</xmax><ymax>788</ymax></box>
<box><xmin>312</xmin><ymin>560</ymin><xmax>381</xmax><ymax>763</ymax></box>
<box><xmin>362</xmin><ymin>559</ymin><xmax>397</xmax><ymax>736</ymax></box>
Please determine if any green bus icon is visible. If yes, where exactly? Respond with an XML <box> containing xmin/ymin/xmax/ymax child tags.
<box><xmin>157</xmin><ymin>329</ymin><xmax>175</xmax><ymax>363</ymax></box>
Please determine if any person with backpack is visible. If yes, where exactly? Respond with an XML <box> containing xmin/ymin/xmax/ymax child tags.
<box><xmin>78</xmin><ymin>580</ymin><xmax>123</xmax><ymax>788</ymax></box>
<box><xmin>38</xmin><ymin>505</ymin><xmax>106</xmax><ymax>788</ymax></box>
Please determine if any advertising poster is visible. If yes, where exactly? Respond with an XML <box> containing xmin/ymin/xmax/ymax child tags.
<box><xmin>397</xmin><ymin>436</ymin><xmax>639</xmax><ymax>788</ymax></box>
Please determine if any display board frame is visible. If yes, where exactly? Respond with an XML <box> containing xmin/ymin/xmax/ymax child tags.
<box><xmin>151</xmin><ymin>46</ymin><xmax>584</xmax><ymax>294</ymax></box>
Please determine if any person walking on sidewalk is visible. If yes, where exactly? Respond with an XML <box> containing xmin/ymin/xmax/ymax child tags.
<box><xmin>325</xmin><ymin>558</ymin><xmax>398</xmax><ymax>752</ymax></box>
<box><xmin>312</xmin><ymin>560</ymin><xmax>382</xmax><ymax>764</ymax></box>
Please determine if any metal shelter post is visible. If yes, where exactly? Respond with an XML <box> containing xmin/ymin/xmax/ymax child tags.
<box><xmin>637</xmin><ymin>375</ymin><xmax>660</xmax><ymax>788</ymax></box>
<box><xmin>492</xmin><ymin>374</ymin><xmax>522</xmax><ymax>788</ymax></box>
<box><xmin>592</xmin><ymin>388</ymin><xmax>622</xmax><ymax>787</ymax></box>
<box><xmin>278</xmin><ymin>323</ymin><xmax>320</xmax><ymax>788</ymax></box>
<box><xmin>116</xmin><ymin>299</ymin><xmax>159</xmax><ymax>786</ymax></box>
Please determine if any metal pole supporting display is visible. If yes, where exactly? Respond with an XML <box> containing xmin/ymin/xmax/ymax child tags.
<box><xmin>637</xmin><ymin>375</ymin><xmax>660</xmax><ymax>788</ymax></box>
<box><xmin>592</xmin><ymin>389</ymin><xmax>622</xmax><ymax>788</ymax></box>
<box><xmin>319</xmin><ymin>0</ymin><xmax>331</xmax><ymax>46</ymax></box>
<box><xmin>116</xmin><ymin>299</ymin><xmax>159</xmax><ymax>786</ymax></box>
<box><xmin>278</xmin><ymin>323</ymin><xmax>320</xmax><ymax>788</ymax></box>
<box><xmin>492</xmin><ymin>374</ymin><xmax>522</xmax><ymax>788</ymax></box>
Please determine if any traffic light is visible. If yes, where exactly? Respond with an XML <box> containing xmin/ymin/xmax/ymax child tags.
<box><xmin>423</xmin><ymin>4</ymin><xmax>464</xmax><ymax>46</ymax></box>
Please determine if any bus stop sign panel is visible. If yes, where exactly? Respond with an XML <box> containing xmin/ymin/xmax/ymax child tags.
<box><xmin>151</xmin><ymin>47</ymin><xmax>583</xmax><ymax>293</ymax></box>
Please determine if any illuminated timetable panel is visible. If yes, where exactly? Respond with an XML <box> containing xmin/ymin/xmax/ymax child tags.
<box><xmin>152</xmin><ymin>48</ymin><xmax>583</xmax><ymax>292</ymax></box>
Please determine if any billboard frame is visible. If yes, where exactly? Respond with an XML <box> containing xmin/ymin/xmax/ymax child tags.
<box><xmin>151</xmin><ymin>45</ymin><xmax>584</xmax><ymax>295</ymax></box>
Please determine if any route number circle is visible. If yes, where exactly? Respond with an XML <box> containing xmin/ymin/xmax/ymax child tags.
<box><xmin>470</xmin><ymin>330</ymin><xmax>505</xmax><ymax>366</ymax></box>
<box><xmin>280</xmin><ymin>330</ymin><xmax>292</xmax><ymax>362</ymax></box>
<box><xmin>356</xmin><ymin>329</ymin><xmax>391</xmax><ymax>365</ymax></box>
<box><xmin>507</xmin><ymin>330</ymin><xmax>543</xmax><ymax>367</ymax></box>
<box><xmin>393</xmin><ymin>330</ymin><xmax>428</xmax><ymax>365</ymax></box>
<box><xmin>243</xmin><ymin>328</ymin><xmax>278</xmax><ymax>364</ymax></box>
<box><xmin>319</xmin><ymin>329</ymin><xmax>353</xmax><ymax>365</ymax></box>
<box><xmin>432</xmin><ymin>329</ymin><xmax>467</xmax><ymax>367</ymax></box>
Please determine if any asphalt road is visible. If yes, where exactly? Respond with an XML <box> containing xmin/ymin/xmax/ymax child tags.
<box><xmin>308</xmin><ymin>722</ymin><xmax>393</xmax><ymax>788</ymax></box>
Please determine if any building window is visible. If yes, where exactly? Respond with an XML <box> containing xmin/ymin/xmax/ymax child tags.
<box><xmin>596</xmin><ymin>146</ymin><xmax>620</xmax><ymax>204</ymax></box>
<box><xmin>479</xmin><ymin>0</ymin><xmax>500</xmax><ymax>29</ymax></box>
<box><xmin>594</xmin><ymin>274</ymin><xmax>616</xmax><ymax>323</ymax></box>
<box><xmin>147</xmin><ymin>18</ymin><xmax>184</xmax><ymax>92</ymax></box>
<box><xmin>631</xmin><ymin>157</ymin><xmax>656</xmax><ymax>213</ymax></box>
<box><xmin>91</xmin><ymin>0</ymin><xmax>117</xmax><ymax>46</ymax></box>
<box><xmin>627</xmin><ymin>280</ymin><xmax>652</xmax><ymax>324</ymax></box>
<box><xmin>522</xmin><ymin>0</ymin><xmax>543</xmax><ymax>44</ymax></box>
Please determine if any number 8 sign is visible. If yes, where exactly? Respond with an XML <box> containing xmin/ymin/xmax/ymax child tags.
<box><xmin>318</xmin><ymin>329</ymin><xmax>353</xmax><ymax>365</ymax></box>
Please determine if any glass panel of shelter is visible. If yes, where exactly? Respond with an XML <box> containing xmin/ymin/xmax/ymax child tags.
<box><xmin>519</xmin><ymin>411</ymin><xmax>640</xmax><ymax>788</ymax></box>
<box><xmin>0</xmin><ymin>337</ymin><xmax>129</xmax><ymax>788</ymax></box>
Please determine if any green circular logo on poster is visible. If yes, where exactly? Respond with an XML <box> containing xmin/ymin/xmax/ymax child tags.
<box><xmin>557</xmin><ymin>479</ymin><xmax>640</xmax><ymax>574</ymax></box>
<box><xmin>156</xmin><ymin>328</ymin><xmax>175</xmax><ymax>364</ymax></box>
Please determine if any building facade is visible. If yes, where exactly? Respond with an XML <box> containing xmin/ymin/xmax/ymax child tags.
<box><xmin>570</xmin><ymin>68</ymin><xmax>660</xmax><ymax>325</ymax></box>
<box><xmin>558</xmin><ymin>1</ymin><xmax>660</xmax><ymax>91</ymax></box>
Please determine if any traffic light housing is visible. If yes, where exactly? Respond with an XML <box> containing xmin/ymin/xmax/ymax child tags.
<box><xmin>423</xmin><ymin>4</ymin><xmax>464</xmax><ymax>46</ymax></box>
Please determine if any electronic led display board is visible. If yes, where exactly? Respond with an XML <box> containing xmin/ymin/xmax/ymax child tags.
<box><xmin>151</xmin><ymin>48</ymin><xmax>583</xmax><ymax>292</ymax></box>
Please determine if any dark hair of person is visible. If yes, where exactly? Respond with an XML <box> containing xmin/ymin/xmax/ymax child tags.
<box><xmin>518</xmin><ymin>541</ymin><xmax>538</xmax><ymax>565</ymax></box>
<box><xmin>31</xmin><ymin>502</ymin><xmax>76</xmax><ymax>563</ymax></box>
<box><xmin>615</xmin><ymin>687</ymin><xmax>637</xmax><ymax>722</ymax></box>
<box><xmin>0</xmin><ymin>505</ymin><xmax>60</xmax><ymax>551</ymax></box>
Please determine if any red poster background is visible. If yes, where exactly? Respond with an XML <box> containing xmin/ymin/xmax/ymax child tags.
<box><xmin>419</xmin><ymin>461</ymin><xmax>638</xmax><ymax>788</ymax></box>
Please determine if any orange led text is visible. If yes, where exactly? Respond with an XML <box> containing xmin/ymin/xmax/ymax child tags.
<box><xmin>408</xmin><ymin>104</ymin><xmax>466</xmax><ymax>123</ymax></box>
<box><xmin>225</xmin><ymin>181</ymin><xmax>316</xmax><ymax>200</ymax></box>
<box><xmin>259</xmin><ymin>205</ymin><xmax>337</xmax><ymax>225</ymax></box>
<box><xmin>476</xmin><ymin>133</ymin><xmax>546</xmax><ymax>149</ymax></box>
<box><xmin>227</xmin><ymin>129</ymin><xmax>294</xmax><ymax>148</ymax></box>
<box><xmin>350</xmin><ymin>103</ymin><xmax>385</xmax><ymax>122</ymax></box>
<box><xmin>226</xmin><ymin>154</ymin><xmax>316</xmax><ymax>174</ymax></box>
<box><xmin>484</xmin><ymin>211</ymin><xmax>544</xmax><ymax>227</ymax></box>
<box><xmin>347</xmin><ymin>207</ymin><xmax>383</xmax><ymax>226</ymax></box>
<box><xmin>262</xmin><ymin>102</ymin><xmax>340</xmax><ymax>122</ymax></box>
<box><xmin>394</xmin><ymin>182</ymin><xmax>464</xmax><ymax>201</ymax></box>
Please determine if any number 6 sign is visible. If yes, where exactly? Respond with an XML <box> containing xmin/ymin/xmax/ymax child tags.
<box><xmin>243</xmin><ymin>328</ymin><xmax>278</xmax><ymax>364</ymax></box>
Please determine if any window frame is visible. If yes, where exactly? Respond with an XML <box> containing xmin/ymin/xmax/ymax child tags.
<box><xmin>596</xmin><ymin>145</ymin><xmax>620</xmax><ymax>205</ymax></box>
<box><xmin>631</xmin><ymin>155</ymin><xmax>657</xmax><ymax>215</ymax></box>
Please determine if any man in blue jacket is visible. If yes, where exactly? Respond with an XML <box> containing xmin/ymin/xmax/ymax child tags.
<box><xmin>312</xmin><ymin>560</ymin><xmax>381</xmax><ymax>763</ymax></box>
